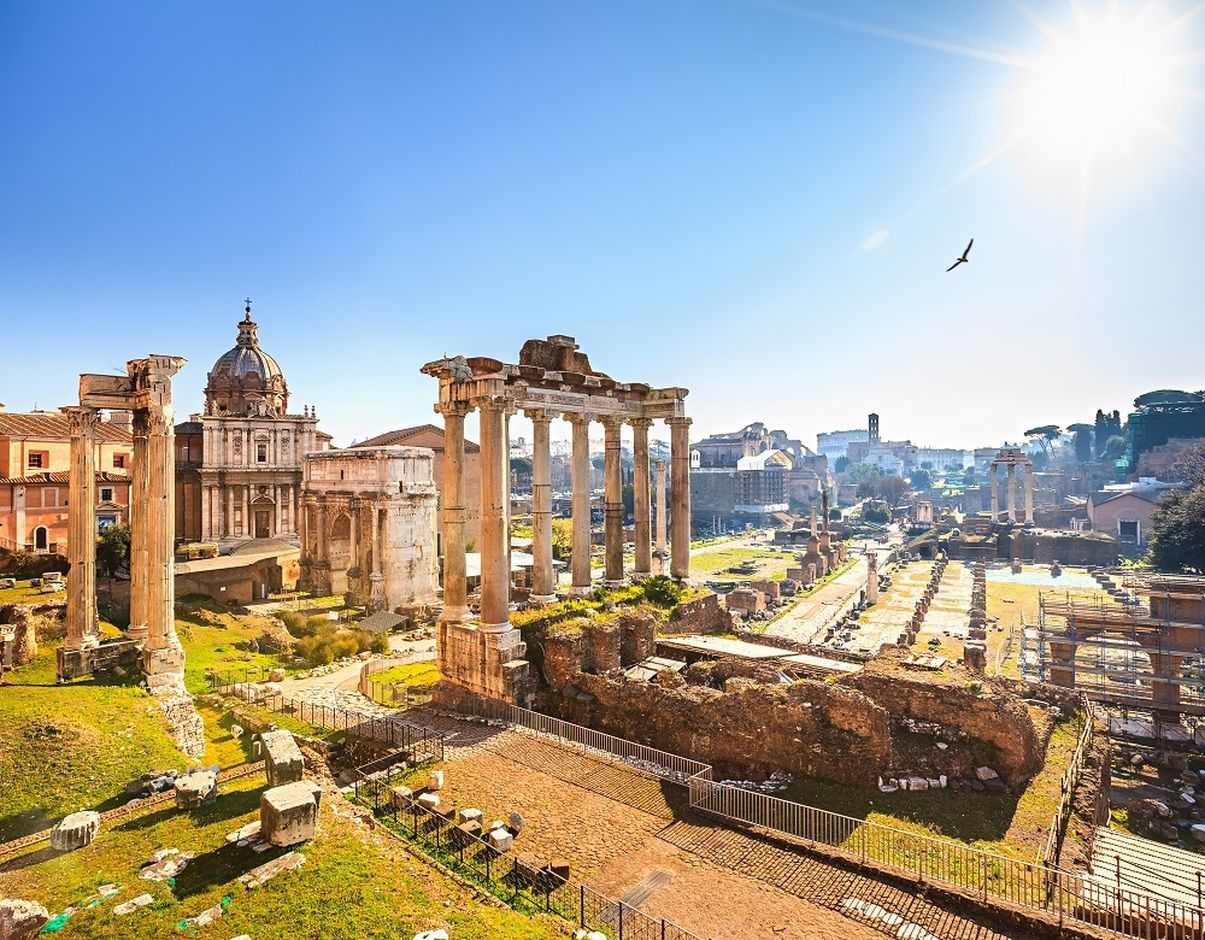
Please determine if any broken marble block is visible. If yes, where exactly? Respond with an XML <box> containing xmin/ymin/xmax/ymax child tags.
<box><xmin>389</xmin><ymin>786</ymin><xmax>414</xmax><ymax>811</ymax></box>
<box><xmin>113</xmin><ymin>893</ymin><xmax>154</xmax><ymax>916</ymax></box>
<box><xmin>239</xmin><ymin>851</ymin><xmax>307</xmax><ymax>889</ymax></box>
<box><xmin>457</xmin><ymin>807</ymin><xmax>483</xmax><ymax>826</ymax></box>
<box><xmin>427</xmin><ymin>769</ymin><xmax>445</xmax><ymax>791</ymax></box>
<box><xmin>488</xmin><ymin>828</ymin><xmax>513</xmax><ymax>852</ymax></box>
<box><xmin>225</xmin><ymin>820</ymin><xmax>262</xmax><ymax>845</ymax></box>
<box><xmin>261</xmin><ymin>729</ymin><xmax>304</xmax><ymax>787</ymax></box>
<box><xmin>174</xmin><ymin>771</ymin><xmax>218</xmax><ymax>809</ymax></box>
<box><xmin>50</xmin><ymin>810</ymin><xmax>100</xmax><ymax>851</ymax></box>
<box><xmin>417</xmin><ymin>792</ymin><xmax>441</xmax><ymax>811</ymax></box>
<box><xmin>260</xmin><ymin>780</ymin><xmax>322</xmax><ymax>847</ymax></box>
<box><xmin>0</xmin><ymin>898</ymin><xmax>50</xmax><ymax>940</ymax></box>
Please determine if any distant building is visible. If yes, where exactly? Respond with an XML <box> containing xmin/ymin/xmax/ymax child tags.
<box><xmin>0</xmin><ymin>408</ymin><xmax>133</xmax><ymax>554</ymax></box>
<box><xmin>1088</xmin><ymin>478</ymin><xmax>1183</xmax><ymax>550</ymax></box>
<box><xmin>175</xmin><ymin>304</ymin><xmax>328</xmax><ymax>549</ymax></box>
<box><xmin>914</xmin><ymin>448</ymin><xmax>969</xmax><ymax>471</ymax></box>
<box><xmin>1128</xmin><ymin>392</ymin><xmax>1205</xmax><ymax>469</ymax></box>
<box><xmin>690</xmin><ymin>421</ymin><xmax>827</xmax><ymax>529</ymax></box>
<box><xmin>846</xmin><ymin>414</ymin><xmax>916</xmax><ymax>470</ymax></box>
<box><xmin>816</xmin><ymin>428</ymin><xmax>868</xmax><ymax>460</ymax></box>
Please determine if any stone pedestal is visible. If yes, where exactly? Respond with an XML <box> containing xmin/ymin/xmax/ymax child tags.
<box><xmin>434</xmin><ymin>620</ymin><xmax>535</xmax><ymax>705</ymax></box>
<box><xmin>261</xmin><ymin>729</ymin><xmax>305</xmax><ymax>787</ymax></box>
<box><xmin>50</xmin><ymin>810</ymin><xmax>100</xmax><ymax>851</ymax></box>
<box><xmin>260</xmin><ymin>781</ymin><xmax>322</xmax><ymax>847</ymax></box>
<box><xmin>0</xmin><ymin>899</ymin><xmax>50</xmax><ymax>940</ymax></box>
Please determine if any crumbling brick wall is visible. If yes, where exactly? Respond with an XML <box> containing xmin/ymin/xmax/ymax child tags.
<box><xmin>662</xmin><ymin>593</ymin><xmax>733</xmax><ymax>636</ymax></box>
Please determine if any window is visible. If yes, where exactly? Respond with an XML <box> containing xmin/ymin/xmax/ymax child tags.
<box><xmin>113</xmin><ymin>454</ymin><xmax>126</xmax><ymax>469</ymax></box>
<box><xmin>100</xmin><ymin>487</ymin><xmax>114</xmax><ymax>502</ymax></box>
<box><xmin>28</xmin><ymin>453</ymin><xmax>43</xmax><ymax>469</ymax></box>
<box><xmin>257</xmin><ymin>443</ymin><xmax>268</xmax><ymax>464</ymax></box>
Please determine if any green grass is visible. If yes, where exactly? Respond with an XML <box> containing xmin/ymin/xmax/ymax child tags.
<box><xmin>0</xmin><ymin>647</ymin><xmax>188</xmax><ymax>842</ymax></box>
<box><xmin>0</xmin><ymin>578</ymin><xmax>50</xmax><ymax>604</ymax></box>
<box><xmin>174</xmin><ymin>610</ymin><xmax>293</xmax><ymax>694</ymax></box>
<box><xmin>690</xmin><ymin>546</ymin><xmax>796</xmax><ymax>580</ymax></box>
<box><xmin>368</xmin><ymin>661</ymin><xmax>440</xmax><ymax>691</ymax></box>
<box><xmin>1</xmin><ymin>774</ymin><xmax>565</xmax><ymax>940</ymax></box>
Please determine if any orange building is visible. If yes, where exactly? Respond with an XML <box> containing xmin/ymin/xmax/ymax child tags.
<box><xmin>0</xmin><ymin>408</ymin><xmax>133</xmax><ymax>553</ymax></box>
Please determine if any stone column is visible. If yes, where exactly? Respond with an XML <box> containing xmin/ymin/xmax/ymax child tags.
<box><xmin>601</xmin><ymin>416</ymin><xmax>624</xmax><ymax>585</ymax></box>
<box><xmin>63</xmin><ymin>407</ymin><xmax>100</xmax><ymax>651</ymax></box>
<box><xmin>866</xmin><ymin>549</ymin><xmax>879</xmax><ymax>605</ymax></box>
<box><xmin>142</xmin><ymin>407</ymin><xmax>185</xmax><ymax>682</ymax></box>
<box><xmin>226</xmin><ymin>485</ymin><xmax>234</xmax><ymax>540</ymax></box>
<box><xmin>527</xmin><ymin>409</ymin><xmax>556</xmax><ymax>603</ymax></box>
<box><xmin>477</xmin><ymin>398</ymin><xmax>510</xmax><ymax>631</ymax></box>
<box><xmin>653</xmin><ymin>459</ymin><xmax>667</xmax><ymax>570</ymax></box>
<box><xmin>668</xmin><ymin>416</ymin><xmax>692</xmax><ymax>581</ymax></box>
<box><xmin>1006</xmin><ymin>464</ymin><xmax>1017</xmax><ymax>524</ymax></box>
<box><xmin>631</xmin><ymin>418</ymin><xmax>652</xmax><ymax>578</ymax></box>
<box><xmin>438</xmin><ymin>402</ymin><xmax>470</xmax><ymax>622</ymax></box>
<box><xmin>1024</xmin><ymin>464</ymin><xmax>1035</xmax><ymax>525</ymax></box>
<box><xmin>200</xmin><ymin>483</ymin><xmax>212</xmax><ymax>543</ymax></box>
<box><xmin>568</xmin><ymin>413</ymin><xmax>592</xmax><ymax>592</ymax></box>
<box><xmin>989</xmin><ymin>463</ymin><xmax>999</xmax><ymax>522</ymax></box>
<box><xmin>128</xmin><ymin>410</ymin><xmax>150</xmax><ymax>642</ymax></box>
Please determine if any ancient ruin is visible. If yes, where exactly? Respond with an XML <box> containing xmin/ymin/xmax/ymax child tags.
<box><xmin>300</xmin><ymin>446</ymin><xmax>439</xmax><ymax>612</ymax></box>
<box><xmin>422</xmin><ymin>336</ymin><xmax>690</xmax><ymax>705</ymax></box>
<box><xmin>987</xmin><ymin>446</ymin><xmax>1034</xmax><ymax>525</ymax></box>
<box><xmin>56</xmin><ymin>355</ymin><xmax>205</xmax><ymax>756</ymax></box>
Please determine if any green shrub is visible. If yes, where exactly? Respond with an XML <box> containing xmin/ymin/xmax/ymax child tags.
<box><xmin>277</xmin><ymin>610</ymin><xmax>310</xmax><ymax>637</ymax></box>
<box><xmin>369</xmin><ymin>634</ymin><xmax>390</xmax><ymax>654</ymax></box>
<box><xmin>641</xmin><ymin>575</ymin><xmax>683</xmax><ymax>608</ymax></box>
<box><xmin>307</xmin><ymin>614</ymin><xmax>332</xmax><ymax>633</ymax></box>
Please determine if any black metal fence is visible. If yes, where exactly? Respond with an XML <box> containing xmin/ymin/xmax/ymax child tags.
<box><xmin>352</xmin><ymin>764</ymin><xmax>707</xmax><ymax>940</ymax></box>
<box><xmin>208</xmin><ymin>668</ymin><xmax>445</xmax><ymax>764</ymax></box>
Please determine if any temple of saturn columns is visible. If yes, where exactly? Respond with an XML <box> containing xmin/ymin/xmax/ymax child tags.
<box><xmin>987</xmin><ymin>446</ymin><xmax>1034</xmax><ymax>526</ymax></box>
<box><xmin>56</xmin><ymin>356</ymin><xmax>205</xmax><ymax>754</ymax></box>
<box><xmin>422</xmin><ymin>335</ymin><xmax>690</xmax><ymax>705</ymax></box>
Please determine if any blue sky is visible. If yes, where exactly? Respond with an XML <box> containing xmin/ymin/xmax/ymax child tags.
<box><xmin>1</xmin><ymin>0</ymin><xmax>1202</xmax><ymax>450</ymax></box>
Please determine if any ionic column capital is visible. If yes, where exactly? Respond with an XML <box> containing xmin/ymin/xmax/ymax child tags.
<box><xmin>435</xmin><ymin>401</ymin><xmax>471</xmax><ymax>419</ymax></box>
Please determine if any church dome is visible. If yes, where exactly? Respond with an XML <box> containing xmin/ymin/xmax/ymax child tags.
<box><xmin>204</xmin><ymin>303</ymin><xmax>290</xmax><ymax>416</ymax></box>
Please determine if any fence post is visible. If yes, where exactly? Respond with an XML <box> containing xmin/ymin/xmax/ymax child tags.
<box><xmin>618</xmin><ymin>900</ymin><xmax>623</xmax><ymax>939</ymax></box>
<box><xmin>580</xmin><ymin>885</ymin><xmax>585</xmax><ymax>927</ymax></box>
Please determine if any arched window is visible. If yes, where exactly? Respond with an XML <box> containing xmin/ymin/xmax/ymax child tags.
<box><xmin>33</xmin><ymin>526</ymin><xmax>48</xmax><ymax>551</ymax></box>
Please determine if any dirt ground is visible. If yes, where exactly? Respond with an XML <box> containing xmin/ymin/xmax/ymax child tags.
<box><xmin>415</xmin><ymin>713</ymin><xmax>1014</xmax><ymax>940</ymax></box>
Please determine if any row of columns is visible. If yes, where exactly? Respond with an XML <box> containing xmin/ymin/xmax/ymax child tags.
<box><xmin>988</xmin><ymin>461</ymin><xmax>1035</xmax><ymax>525</ymax></box>
<box><xmin>438</xmin><ymin>401</ymin><xmax>691</xmax><ymax>631</ymax></box>
<box><xmin>63</xmin><ymin>402</ymin><xmax>182</xmax><ymax>664</ymax></box>
<box><xmin>200</xmin><ymin>481</ymin><xmax>297</xmax><ymax>541</ymax></box>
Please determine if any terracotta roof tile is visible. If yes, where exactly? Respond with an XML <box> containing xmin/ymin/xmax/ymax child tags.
<box><xmin>357</xmin><ymin>424</ymin><xmax>480</xmax><ymax>453</ymax></box>
<box><xmin>0</xmin><ymin>471</ymin><xmax>130</xmax><ymax>485</ymax></box>
<box><xmin>0</xmin><ymin>411</ymin><xmax>132</xmax><ymax>443</ymax></box>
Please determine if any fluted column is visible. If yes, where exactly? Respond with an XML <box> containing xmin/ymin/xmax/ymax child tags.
<box><xmin>1024</xmin><ymin>464</ymin><xmax>1035</xmax><ymax>525</ymax></box>
<box><xmin>631</xmin><ymin>417</ymin><xmax>652</xmax><ymax>578</ymax></box>
<box><xmin>989</xmin><ymin>463</ymin><xmax>999</xmax><ymax>522</ymax></box>
<box><xmin>63</xmin><ymin>406</ymin><xmax>100</xmax><ymax>651</ymax></box>
<box><xmin>143</xmin><ymin>408</ymin><xmax>183</xmax><ymax>661</ymax></box>
<box><xmin>568</xmin><ymin>413</ymin><xmax>592</xmax><ymax>592</ymax></box>
<box><xmin>1006</xmin><ymin>464</ymin><xmax>1017</xmax><ymax>524</ymax></box>
<box><xmin>477</xmin><ymin>398</ymin><xmax>510</xmax><ymax>631</ymax></box>
<box><xmin>527</xmin><ymin>409</ymin><xmax>556</xmax><ymax>602</ymax></box>
<box><xmin>601</xmin><ymin>416</ymin><xmax>624</xmax><ymax>585</ymax></box>
<box><xmin>654</xmin><ymin>459</ymin><xmax>667</xmax><ymax>573</ymax></box>
<box><xmin>668</xmin><ymin>416</ymin><xmax>692</xmax><ymax>581</ymax></box>
<box><xmin>438</xmin><ymin>402</ymin><xmax>470</xmax><ymax>622</ymax></box>
<box><xmin>128</xmin><ymin>411</ymin><xmax>149</xmax><ymax>642</ymax></box>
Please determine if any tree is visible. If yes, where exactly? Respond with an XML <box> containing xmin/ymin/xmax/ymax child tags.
<box><xmin>833</xmin><ymin>455</ymin><xmax>850</xmax><ymax>473</ymax></box>
<box><xmin>879</xmin><ymin>474</ymin><xmax>907</xmax><ymax>505</ymax></box>
<box><xmin>1067</xmin><ymin>424</ymin><xmax>1095</xmax><ymax>463</ymax></box>
<box><xmin>509</xmin><ymin>456</ymin><xmax>532</xmax><ymax>476</ymax></box>
<box><xmin>1149</xmin><ymin>442</ymin><xmax>1205</xmax><ymax>572</ymax></box>
<box><xmin>910</xmin><ymin>468</ymin><xmax>933</xmax><ymax>491</ymax></box>
<box><xmin>96</xmin><ymin>523</ymin><xmax>131</xmax><ymax>579</ymax></box>
<box><xmin>962</xmin><ymin>466</ymin><xmax>977</xmax><ymax>485</ymax></box>
<box><xmin>1102</xmin><ymin>435</ymin><xmax>1127</xmax><ymax>460</ymax></box>
<box><xmin>1024</xmin><ymin>425</ymin><xmax>1061</xmax><ymax>457</ymax></box>
<box><xmin>550</xmin><ymin>518</ymin><xmax>574</xmax><ymax>561</ymax></box>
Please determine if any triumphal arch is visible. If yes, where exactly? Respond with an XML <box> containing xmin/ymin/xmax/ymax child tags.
<box><xmin>422</xmin><ymin>335</ymin><xmax>690</xmax><ymax>705</ymax></box>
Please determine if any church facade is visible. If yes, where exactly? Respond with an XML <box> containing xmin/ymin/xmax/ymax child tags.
<box><xmin>175</xmin><ymin>304</ymin><xmax>328</xmax><ymax>548</ymax></box>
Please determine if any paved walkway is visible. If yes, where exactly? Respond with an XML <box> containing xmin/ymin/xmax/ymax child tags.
<box><xmin>765</xmin><ymin>556</ymin><xmax>869</xmax><ymax>645</ymax></box>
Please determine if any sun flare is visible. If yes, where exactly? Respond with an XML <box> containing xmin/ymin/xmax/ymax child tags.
<box><xmin>1009</xmin><ymin>5</ymin><xmax>1190</xmax><ymax>180</ymax></box>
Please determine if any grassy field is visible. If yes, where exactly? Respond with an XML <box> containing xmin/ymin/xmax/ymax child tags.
<box><xmin>1</xmin><ymin>774</ymin><xmax>565</xmax><ymax>940</ymax></box>
<box><xmin>175</xmin><ymin>609</ymin><xmax>294</xmax><ymax>694</ymax></box>
<box><xmin>777</xmin><ymin>709</ymin><xmax>1085</xmax><ymax>861</ymax></box>
<box><xmin>690</xmin><ymin>546</ymin><xmax>797</xmax><ymax>581</ymax></box>
<box><xmin>0</xmin><ymin>578</ymin><xmax>54</xmax><ymax>605</ymax></box>
<box><xmin>0</xmin><ymin>648</ymin><xmax>188</xmax><ymax>842</ymax></box>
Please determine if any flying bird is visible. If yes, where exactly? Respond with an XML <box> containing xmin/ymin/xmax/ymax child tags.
<box><xmin>946</xmin><ymin>238</ymin><xmax>973</xmax><ymax>272</ymax></box>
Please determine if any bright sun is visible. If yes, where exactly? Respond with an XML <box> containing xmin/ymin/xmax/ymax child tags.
<box><xmin>1009</xmin><ymin>5</ymin><xmax>1189</xmax><ymax>183</ymax></box>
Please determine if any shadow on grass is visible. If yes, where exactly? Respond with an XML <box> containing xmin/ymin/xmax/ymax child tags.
<box><xmin>114</xmin><ymin>785</ymin><xmax>263</xmax><ymax>835</ymax></box>
<box><xmin>0</xmin><ymin>843</ymin><xmax>64</xmax><ymax>873</ymax></box>
<box><xmin>0</xmin><ymin>807</ymin><xmax>56</xmax><ymax>843</ymax></box>
<box><xmin>170</xmin><ymin>840</ymin><xmax>290</xmax><ymax>899</ymax></box>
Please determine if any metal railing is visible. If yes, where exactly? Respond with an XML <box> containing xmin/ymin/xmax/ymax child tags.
<box><xmin>1041</xmin><ymin>703</ymin><xmax>1098</xmax><ymax>868</ymax></box>
<box><xmin>452</xmin><ymin>698</ymin><xmax>1205</xmax><ymax>940</ymax></box>
<box><xmin>353</xmin><ymin>764</ymin><xmax>707</xmax><ymax>940</ymax></box>
<box><xmin>209</xmin><ymin>668</ymin><xmax>446</xmax><ymax>763</ymax></box>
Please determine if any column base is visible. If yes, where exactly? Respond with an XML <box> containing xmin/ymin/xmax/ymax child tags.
<box><xmin>440</xmin><ymin>605</ymin><xmax>470</xmax><ymax>624</ymax></box>
<box><xmin>127</xmin><ymin>624</ymin><xmax>148</xmax><ymax>643</ymax></box>
<box><xmin>569</xmin><ymin>583</ymin><xmax>594</xmax><ymax>597</ymax></box>
<box><xmin>602</xmin><ymin>579</ymin><xmax>626</xmax><ymax>590</ymax></box>
<box><xmin>528</xmin><ymin>594</ymin><xmax>558</xmax><ymax>606</ymax></box>
<box><xmin>434</xmin><ymin>620</ymin><xmax>536</xmax><ymax>705</ymax></box>
<box><xmin>479</xmin><ymin>621</ymin><xmax>511</xmax><ymax>634</ymax></box>
<box><xmin>61</xmin><ymin>633</ymin><xmax>102</xmax><ymax>653</ymax></box>
<box><xmin>631</xmin><ymin>569</ymin><xmax>652</xmax><ymax>581</ymax></box>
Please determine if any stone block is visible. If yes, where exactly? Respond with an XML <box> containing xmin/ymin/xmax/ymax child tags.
<box><xmin>260</xmin><ymin>781</ymin><xmax>322</xmax><ymax>847</ymax></box>
<box><xmin>0</xmin><ymin>898</ymin><xmax>49</xmax><ymax>940</ymax></box>
<box><xmin>417</xmin><ymin>792</ymin><xmax>441</xmax><ymax>811</ymax></box>
<box><xmin>488</xmin><ymin>828</ymin><xmax>513</xmax><ymax>852</ymax></box>
<box><xmin>427</xmin><ymin>769</ymin><xmax>445</xmax><ymax>791</ymax></box>
<box><xmin>113</xmin><ymin>893</ymin><xmax>154</xmax><ymax>916</ymax></box>
<box><xmin>457</xmin><ymin>807</ymin><xmax>483</xmax><ymax>826</ymax></box>
<box><xmin>390</xmin><ymin>786</ymin><xmax>415</xmax><ymax>810</ymax></box>
<box><xmin>50</xmin><ymin>810</ymin><xmax>100</xmax><ymax>851</ymax></box>
<box><xmin>454</xmin><ymin>821</ymin><xmax>482</xmax><ymax>846</ymax></box>
<box><xmin>508</xmin><ymin>811</ymin><xmax>526</xmax><ymax>833</ymax></box>
<box><xmin>546</xmin><ymin>859</ymin><xmax>571</xmax><ymax>885</ymax></box>
<box><xmin>414</xmin><ymin>931</ymin><xmax>450</xmax><ymax>940</ymax></box>
<box><xmin>975</xmin><ymin>766</ymin><xmax>999</xmax><ymax>783</ymax></box>
<box><xmin>174</xmin><ymin>771</ymin><xmax>217</xmax><ymax>809</ymax></box>
<box><xmin>239</xmin><ymin>851</ymin><xmax>307</xmax><ymax>889</ymax></box>
<box><xmin>260</xmin><ymin>730</ymin><xmax>305</xmax><ymax>787</ymax></box>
